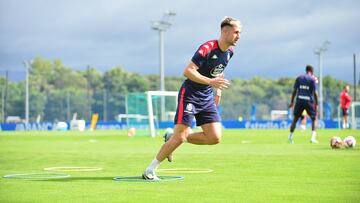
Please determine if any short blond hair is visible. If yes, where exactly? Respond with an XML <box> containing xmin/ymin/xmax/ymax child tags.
<box><xmin>221</xmin><ymin>16</ymin><xmax>241</xmax><ymax>29</ymax></box>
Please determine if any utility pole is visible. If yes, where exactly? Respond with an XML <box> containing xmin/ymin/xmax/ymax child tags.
<box><xmin>103</xmin><ymin>88</ymin><xmax>107</xmax><ymax>121</ymax></box>
<box><xmin>354</xmin><ymin>54</ymin><xmax>357</xmax><ymax>101</ymax></box>
<box><xmin>23</xmin><ymin>60</ymin><xmax>32</xmax><ymax>128</ymax></box>
<box><xmin>1</xmin><ymin>82</ymin><xmax>4</xmax><ymax>122</ymax></box>
<box><xmin>314</xmin><ymin>40</ymin><xmax>330</xmax><ymax>120</ymax></box>
<box><xmin>86</xmin><ymin>65</ymin><xmax>91</xmax><ymax>121</ymax></box>
<box><xmin>67</xmin><ymin>91</ymin><xmax>70</xmax><ymax>121</ymax></box>
<box><xmin>3</xmin><ymin>70</ymin><xmax>8</xmax><ymax>122</ymax></box>
<box><xmin>152</xmin><ymin>11</ymin><xmax>176</xmax><ymax>121</ymax></box>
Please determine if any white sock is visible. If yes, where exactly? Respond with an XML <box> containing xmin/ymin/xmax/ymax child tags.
<box><xmin>311</xmin><ymin>131</ymin><xmax>316</xmax><ymax>140</ymax></box>
<box><xmin>147</xmin><ymin>158</ymin><xmax>160</xmax><ymax>171</ymax></box>
<box><xmin>288</xmin><ymin>132</ymin><xmax>294</xmax><ymax>140</ymax></box>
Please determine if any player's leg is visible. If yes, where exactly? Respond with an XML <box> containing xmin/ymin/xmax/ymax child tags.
<box><xmin>344</xmin><ymin>108</ymin><xmax>349</xmax><ymax>128</ymax></box>
<box><xmin>186</xmin><ymin>122</ymin><xmax>222</xmax><ymax>145</ymax></box>
<box><xmin>342</xmin><ymin>108</ymin><xmax>346</xmax><ymax>129</ymax></box>
<box><xmin>142</xmin><ymin>124</ymin><xmax>190</xmax><ymax>180</ymax></box>
<box><xmin>143</xmin><ymin>85</ymin><xmax>191</xmax><ymax>180</ymax></box>
<box><xmin>307</xmin><ymin>103</ymin><xmax>318</xmax><ymax>143</ymax></box>
<box><xmin>289</xmin><ymin>116</ymin><xmax>300</xmax><ymax>144</ymax></box>
<box><xmin>186</xmin><ymin>102</ymin><xmax>222</xmax><ymax>145</ymax></box>
<box><xmin>309</xmin><ymin>116</ymin><xmax>318</xmax><ymax>143</ymax></box>
<box><xmin>156</xmin><ymin>124</ymin><xmax>190</xmax><ymax>161</ymax></box>
<box><xmin>345</xmin><ymin>115</ymin><xmax>349</xmax><ymax>128</ymax></box>
<box><xmin>163</xmin><ymin>127</ymin><xmax>193</xmax><ymax>162</ymax></box>
<box><xmin>289</xmin><ymin>102</ymin><xmax>303</xmax><ymax>143</ymax></box>
<box><xmin>300</xmin><ymin>110</ymin><xmax>307</xmax><ymax>130</ymax></box>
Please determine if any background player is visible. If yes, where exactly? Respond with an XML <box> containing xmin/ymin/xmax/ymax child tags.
<box><xmin>300</xmin><ymin>110</ymin><xmax>308</xmax><ymax>130</ymax></box>
<box><xmin>340</xmin><ymin>84</ymin><xmax>352</xmax><ymax>129</ymax></box>
<box><xmin>142</xmin><ymin>17</ymin><xmax>242</xmax><ymax>180</ymax></box>
<box><xmin>288</xmin><ymin>65</ymin><xmax>318</xmax><ymax>144</ymax></box>
<box><xmin>299</xmin><ymin>75</ymin><xmax>318</xmax><ymax>131</ymax></box>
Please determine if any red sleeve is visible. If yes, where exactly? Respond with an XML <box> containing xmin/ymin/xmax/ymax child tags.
<box><xmin>191</xmin><ymin>40</ymin><xmax>218</xmax><ymax>68</ymax></box>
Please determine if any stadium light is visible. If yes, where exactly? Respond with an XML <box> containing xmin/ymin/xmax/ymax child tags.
<box><xmin>152</xmin><ymin>11</ymin><xmax>176</xmax><ymax>92</ymax></box>
<box><xmin>152</xmin><ymin>11</ymin><xmax>176</xmax><ymax>121</ymax></box>
<box><xmin>314</xmin><ymin>40</ymin><xmax>330</xmax><ymax>120</ymax></box>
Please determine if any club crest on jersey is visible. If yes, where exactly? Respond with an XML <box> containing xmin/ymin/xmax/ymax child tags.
<box><xmin>210</xmin><ymin>64</ymin><xmax>225</xmax><ymax>77</ymax></box>
<box><xmin>184</xmin><ymin>103</ymin><xmax>194</xmax><ymax>114</ymax></box>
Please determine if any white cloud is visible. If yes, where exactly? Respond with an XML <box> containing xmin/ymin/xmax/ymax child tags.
<box><xmin>0</xmin><ymin>0</ymin><xmax>359</xmax><ymax>82</ymax></box>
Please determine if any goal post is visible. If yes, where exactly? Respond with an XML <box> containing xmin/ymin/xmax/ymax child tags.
<box><xmin>337</xmin><ymin>101</ymin><xmax>360</xmax><ymax>129</ymax></box>
<box><xmin>125</xmin><ymin>91</ymin><xmax>178</xmax><ymax>137</ymax></box>
<box><xmin>350</xmin><ymin>101</ymin><xmax>360</xmax><ymax>129</ymax></box>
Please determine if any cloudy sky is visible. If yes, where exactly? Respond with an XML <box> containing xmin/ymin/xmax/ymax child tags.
<box><xmin>0</xmin><ymin>0</ymin><xmax>359</xmax><ymax>82</ymax></box>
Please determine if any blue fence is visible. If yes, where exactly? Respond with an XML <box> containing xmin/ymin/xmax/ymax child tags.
<box><xmin>0</xmin><ymin>120</ymin><xmax>339</xmax><ymax>131</ymax></box>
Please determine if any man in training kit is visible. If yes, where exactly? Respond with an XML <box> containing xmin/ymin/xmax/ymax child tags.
<box><xmin>340</xmin><ymin>84</ymin><xmax>352</xmax><ymax>129</ymax></box>
<box><xmin>288</xmin><ymin>65</ymin><xmax>318</xmax><ymax>144</ymax></box>
<box><xmin>142</xmin><ymin>17</ymin><xmax>242</xmax><ymax>180</ymax></box>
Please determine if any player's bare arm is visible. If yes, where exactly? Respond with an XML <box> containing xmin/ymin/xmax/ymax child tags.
<box><xmin>289</xmin><ymin>88</ymin><xmax>297</xmax><ymax>108</ymax></box>
<box><xmin>183</xmin><ymin>61</ymin><xmax>230</xmax><ymax>90</ymax></box>
<box><xmin>214</xmin><ymin>73</ymin><xmax>224</xmax><ymax>106</ymax></box>
<box><xmin>215</xmin><ymin>88</ymin><xmax>222</xmax><ymax>106</ymax></box>
<box><xmin>314</xmin><ymin>91</ymin><xmax>318</xmax><ymax>108</ymax></box>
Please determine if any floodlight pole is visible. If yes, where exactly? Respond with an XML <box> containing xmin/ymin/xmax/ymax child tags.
<box><xmin>23</xmin><ymin>60</ymin><xmax>31</xmax><ymax>129</ymax></box>
<box><xmin>314</xmin><ymin>40</ymin><xmax>330</xmax><ymax>121</ymax></box>
<box><xmin>159</xmin><ymin>30</ymin><xmax>165</xmax><ymax>92</ymax></box>
<box><xmin>2</xmin><ymin>70</ymin><xmax>8</xmax><ymax>122</ymax></box>
<box><xmin>354</xmin><ymin>54</ymin><xmax>357</xmax><ymax>101</ymax></box>
<box><xmin>152</xmin><ymin>11</ymin><xmax>176</xmax><ymax>121</ymax></box>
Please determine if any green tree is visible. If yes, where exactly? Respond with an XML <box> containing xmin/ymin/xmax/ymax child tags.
<box><xmin>103</xmin><ymin>67</ymin><xmax>132</xmax><ymax>120</ymax></box>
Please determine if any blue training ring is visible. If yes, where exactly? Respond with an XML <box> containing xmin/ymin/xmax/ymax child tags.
<box><xmin>113</xmin><ymin>175</ymin><xmax>184</xmax><ymax>182</ymax></box>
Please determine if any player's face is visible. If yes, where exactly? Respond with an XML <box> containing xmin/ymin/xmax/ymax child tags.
<box><xmin>226</xmin><ymin>25</ymin><xmax>241</xmax><ymax>46</ymax></box>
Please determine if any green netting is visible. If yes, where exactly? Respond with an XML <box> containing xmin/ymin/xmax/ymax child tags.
<box><xmin>126</xmin><ymin>92</ymin><xmax>177</xmax><ymax>136</ymax></box>
<box><xmin>337</xmin><ymin>101</ymin><xmax>360</xmax><ymax>129</ymax></box>
<box><xmin>351</xmin><ymin>102</ymin><xmax>360</xmax><ymax>129</ymax></box>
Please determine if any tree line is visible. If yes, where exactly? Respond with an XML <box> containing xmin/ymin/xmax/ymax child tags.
<box><xmin>0</xmin><ymin>56</ymin><xmax>357</xmax><ymax>122</ymax></box>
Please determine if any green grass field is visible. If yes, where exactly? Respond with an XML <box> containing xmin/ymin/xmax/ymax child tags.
<box><xmin>0</xmin><ymin>129</ymin><xmax>359</xmax><ymax>203</ymax></box>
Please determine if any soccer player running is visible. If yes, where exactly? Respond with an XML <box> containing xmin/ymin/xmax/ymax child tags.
<box><xmin>288</xmin><ymin>65</ymin><xmax>318</xmax><ymax>144</ymax></box>
<box><xmin>340</xmin><ymin>85</ymin><xmax>352</xmax><ymax>129</ymax></box>
<box><xmin>142</xmin><ymin>17</ymin><xmax>242</xmax><ymax>180</ymax></box>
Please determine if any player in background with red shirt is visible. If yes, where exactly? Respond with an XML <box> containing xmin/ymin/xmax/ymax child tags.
<box><xmin>340</xmin><ymin>85</ymin><xmax>352</xmax><ymax>129</ymax></box>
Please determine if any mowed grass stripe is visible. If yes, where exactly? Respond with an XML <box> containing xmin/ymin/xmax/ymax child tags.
<box><xmin>0</xmin><ymin>129</ymin><xmax>359</xmax><ymax>203</ymax></box>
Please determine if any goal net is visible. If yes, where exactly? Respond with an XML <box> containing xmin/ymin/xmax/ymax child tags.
<box><xmin>125</xmin><ymin>91</ymin><xmax>178</xmax><ymax>137</ymax></box>
<box><xmin>337</xmin><ymin>101</ymin><xmax>360</xmax><ymax>129</ymax></box>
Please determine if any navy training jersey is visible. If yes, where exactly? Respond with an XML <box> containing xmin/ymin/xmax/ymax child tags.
<box><xmin>185</xmin><ymin>40</ymin><xmax>234</xmax><ymax>90</ymax></box>
<box><xmin>294</xmin><ymin>74</ymin><xmax>317</xmax><ymax>103</ymax></box>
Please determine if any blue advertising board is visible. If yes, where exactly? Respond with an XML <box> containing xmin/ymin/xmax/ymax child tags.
<box><xmin>0</xmin><ymin>120</ymin><xmax>339</xmax><ymax>131</ymax></box>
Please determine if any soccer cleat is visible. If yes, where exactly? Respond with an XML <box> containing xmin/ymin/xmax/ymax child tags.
<box><xmin>142</xmin><ymin>168</ymin><xmax>160</xmax><ymax>181</ymax></box>
<box><xmin>310</xmin><ymin>139</ymin><xmax>319</xmax><ymax>144</ymax></box>
<box><xmin>164</xmin><ymin>129</ymin><xmax>174</xmax><ymax>162</ymax></box>
<box><xmin>288</xmin><ymin>138</ymin><xmax>294</xmax><ymax>144</ymax></box>
<box><xmin>164</xmin><ymin>128</ymin><xmax>173</xmax><ymax>142</ymax></box>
